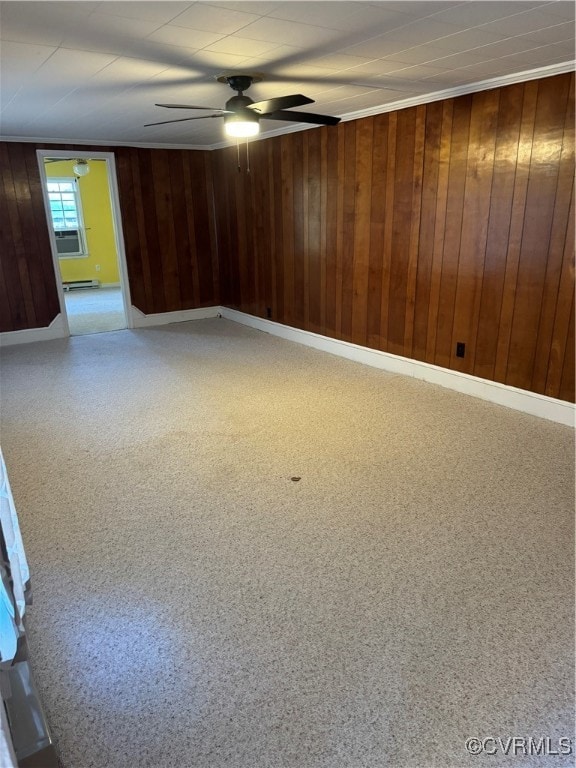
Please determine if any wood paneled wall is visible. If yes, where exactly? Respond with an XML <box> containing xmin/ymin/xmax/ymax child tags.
<box><xmin>1</xmin><ymin>74</ymin><xmax>574</xmax><ymax>403</ymax></box>
<box><xmin>0</xmin><ymin>143</ymin><xmax>219</xmax><ymax>331</ymax></box>
<box><xmin>214</xmin><ymin>73</ymin><xmax>575</xmax><ymax>403</ymax></box>
<box><xmin>0</xmin><ymin>142</ymin><xmax>61</xmax><ymax>330</ymax></box>
<box><xmin>114</xmin><ymin>147</ymin><xmax>218</xmax><ymax>313</ymax></box>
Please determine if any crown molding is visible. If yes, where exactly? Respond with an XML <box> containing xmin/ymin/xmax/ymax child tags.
<box><xmin>0</xmin><ymin>135</ymin><xmax>210</xmax><ymax>151</ymax></box>
<box><xmin>1</xmin><ymin>61</ymin><xmax>574</xmax><ymax>152</ymax></box>
<box><xmin>338</xmin><ymin>61</ymin><xmax>576</xmax><ymax>124</ymax></box>
<box><xmin>210</xmin><ymin>61</ymin><xmax>575</xmax><ymax>149</ymax></box>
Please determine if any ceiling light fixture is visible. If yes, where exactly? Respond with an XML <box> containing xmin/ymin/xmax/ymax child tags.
<box><xmin>72</xmin><ymin>159</ymin><xmax>90</xmax><ymax>177</ymax></box>
<box><xmin>224</xmin><ymin>111</ymin><xmax>260</xmax><ymax>138</ymax></box>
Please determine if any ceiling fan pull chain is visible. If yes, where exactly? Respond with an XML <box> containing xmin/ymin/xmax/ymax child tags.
<box><xmin>236</xmin><ymin>139</ymin><xmax>241</xmax><ymax>173</ymax></box>
<box><xmin>246</xmin><ymin>139</ymin><xmax>251</xmax><ymax>175</ymax></box>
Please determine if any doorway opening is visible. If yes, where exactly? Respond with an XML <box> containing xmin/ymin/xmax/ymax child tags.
<box><xmin>37</xmin><ymin>150</ymin><xmax>132</xmax><ymax>336</ymax></box>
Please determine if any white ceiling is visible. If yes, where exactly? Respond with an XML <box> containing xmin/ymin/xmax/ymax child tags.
<box><xmin>0</xmin><ymin>1</ymin><xmax>574</xmax><ymax>148</ymax></box>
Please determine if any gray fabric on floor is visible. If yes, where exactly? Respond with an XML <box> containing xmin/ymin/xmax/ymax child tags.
<box><xmin>0</xmin><ymin>319</ymin><xmax>573</xmax><ymax>768</ymax></box>
<box><xmin>64</xmin><ymin>286</ymin><xmax>126</xmax><ymax>335</ymax></box>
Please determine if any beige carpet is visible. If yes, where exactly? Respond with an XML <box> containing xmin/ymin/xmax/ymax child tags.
<box><xmin>0</xmin><ymin>319</ymin><xmax>574</xmax><ymax>768</ymax></box>
<box><xmin>64</xmin><ymin>286</ymin><xmax>126</xmax><ymax>335</ymax></box>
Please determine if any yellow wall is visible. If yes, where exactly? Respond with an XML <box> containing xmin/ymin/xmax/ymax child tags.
<box><xmin>45</xmin><ymin>160</ymin><xmax>120</xmax><ymax>284</ymax></box>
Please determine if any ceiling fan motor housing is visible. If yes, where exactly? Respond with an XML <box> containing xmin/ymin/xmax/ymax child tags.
<box><xmin>225</xmin><ymin>94</ymin><xmax>254</xmax><ymax>110</ymax></box>
<box><xmin>226</xmin><ymin>75</ymin><xmax>254</xmax><ymax>94</ymax></box>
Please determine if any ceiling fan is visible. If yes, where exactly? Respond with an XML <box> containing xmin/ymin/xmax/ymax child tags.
<box><xmin>144</xmin><ymin>73</ymin><xmax>341</xmax><ymax>138</ymax></box>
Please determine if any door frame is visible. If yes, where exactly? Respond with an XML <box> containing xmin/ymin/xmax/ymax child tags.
<box><xmin>36</xmin><ymin>148</ymin><xmax>133</xmax><ymax>334</ymax></box>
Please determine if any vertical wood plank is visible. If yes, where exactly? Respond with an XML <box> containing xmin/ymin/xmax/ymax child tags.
<box><xmin>505</xmin><ymin>75</ymin><xmax>570</xmax><ymax>390</ymax></box>
<box><xmin>531</xmin><ymin>75</ymin><xmax>575</xmax><ymax>394</ymax></box>
<box><xmin>0</xmin><ymin>143</ymin><xmax>35</xmax><ymax>328</ymax></box>
<box><xmin>280</xmin><ymin>134</ymin><xmax>295</xmax><ymax>327</ymax></box>
<box><xmin>351</xmin><ymin>117</ymin><xmax>374</xmax><ymax>346</ymax></box>
<box><xmin>451</xmin><ymin>88</ymin><xmax>499</xmax><ymax>374</ymax></box>
<box><xmin>319</xmin><ymin>128</ymin><xmax>328</xmax><ymax>335</ymax></box>
<box><xmin>425</xmin><ymin>99</ymin><xmax>454</xmax><ymax>362</ymax></box>
<box><xmin>271</xmin><ymin>139</ymin><xmax>284</xmax><ymax>322</ymax></box>
<box><xmin>387</xmin><ymin>106</ymin><xmax>417</xmax><ymax>356</ymax></box>
<box><xmin>493</xmin><ymin>80</ymin><xmax>540</xmax><ymax>383</ymax></box>
<box><xmin>403</xmin><ymin>104</ymin><xmax>426</xmax><ymax>358</ymax></box>
<box><xmin>334</xmin><ymin>124</ymin><xmax>346</xmax><ymax>338</ymax></box>
<box><xmin>24</xmin><ymin>146</ymin><xmax>60</xmax><ymax>324</ymax></box>
<box><xmin>434</xmin><ymin>94</ymin><xmax>472</xmax><ymax>369</ymax></box>
<box><xmin>413</xmin><ymin>101</ymin><xmax>443</xmax><ymax>361</ymax></box>
<box><xmin>115</xmin><ymin>148</ymin><xmax>147</xmax><ymax>312</ymax></box>
<box><xmin>292</xmin><ymin>133</ymin><xmax>305</xmax><ymax>328</ymax></box>
<box><xmin>181</xmin><ymin>150</ymin><xmax>202</xmax><ymax>308</ymax></box>
<box><xmin>474</xmin><ymin>84</ymin><xmax>524</xmax><ymax>382</ymax></box>
<box><xmin>324</xmin><ymin>126</ymin><xmax>339</xmax><ymax>337</ymax></box>
<box><xmin>0</xmin><ymin>144</ymin><xmax>24</xmax><ymax>330</ymax></box>
<box><xmin>558</xmin><ymin>293</ymin><xmax>575</xmax><ymax>402</ymax></box>
<box><xmin>192</xmin><ymin>151</ymin><xmax>218</xmax><ymax>307</ymax></box>
<box><xmin>367</xmin><ymin>113</ymin><xmax>388</xmax><ymax>349</ymax></box>
<box><xmin>168</xmin><ymin>150</ymin><xmax>193</xmax><ymax>308</ymax></box>
<box><xmin>340</xmin><ymin>121</ymin><xmax>357</xmax><ymax>343</ymax></box>
<box><xmin>545</xmin><ymin>184</ymin><xmax>575</xmax><ymax>398</ymax></box>
<box><xmin>379</xmin><ymin>111</ymin><xmax>397</xmax><ymax>350</ymax></box>
<box><xmin>307</xmin><ymin>129</ymin><xmax>322</xmax><ymax>334</ymax></box>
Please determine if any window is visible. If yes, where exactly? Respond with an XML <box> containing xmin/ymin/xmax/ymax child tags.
<box><xmin>46</xmin><ymin>178</ymin><xmax>87</xmax><ymax>257</ymax></box>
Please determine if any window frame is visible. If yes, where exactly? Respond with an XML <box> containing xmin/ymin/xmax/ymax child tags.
<box><xmin>46</xmin><ymin>177</ymin><xmax>88</xmax><ymax>258</ymax></box>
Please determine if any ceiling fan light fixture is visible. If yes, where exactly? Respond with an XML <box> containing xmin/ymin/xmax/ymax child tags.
<box><xmin>224</xmin><ymin>113</ymin><xmax>259</xmax><ymax>138</ymax></box>
<box><xmin>72</xmin><ymin>159</ymin><xmax>90</xmax><ymax>177</ymax></box>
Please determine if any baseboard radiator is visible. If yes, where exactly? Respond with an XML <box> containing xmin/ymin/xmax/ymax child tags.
<box><xmin>62</xmin><ymin>280</ymin><xmax>100</xmax><ymax>291</ymax></box>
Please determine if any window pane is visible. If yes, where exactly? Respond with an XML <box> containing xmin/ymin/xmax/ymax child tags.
<box><xmin>45</xmin><ymin>177</ymin><xmax>85</xmax><ymax>251</ymax></box>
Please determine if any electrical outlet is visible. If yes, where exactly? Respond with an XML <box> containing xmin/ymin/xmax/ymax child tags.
<box><xmin>456</xmin><ymin>342</ymin><xmax>465</xmax><ymax>358</ymax></box>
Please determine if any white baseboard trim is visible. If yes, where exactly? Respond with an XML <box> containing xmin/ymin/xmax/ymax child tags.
<box><xmin>220</xmin><ymin>308</ymin><xmax>575</xmax><ymax>427</ymax></box>
<box><xmin>0</xmin><ymin>314</ymin><xmax>67</xmax><ymax>347</ymax></box>
<box><xmin>3</xmin><ymin>306</ymin><xmax>573</xmax><ymax>425</ymax></box>
<box><xmin>131</xmin><ymin>305</ymin><xmax>220</xmax><ymax>328</ymax></box>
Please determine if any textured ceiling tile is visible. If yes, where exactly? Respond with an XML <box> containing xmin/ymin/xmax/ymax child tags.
<box><xmin>189</xmin><ymin>49</ymin><xmax>250</xmax><ymax>69</ymax></box>
<box><xmin>0</xmin><ymin>1</ymin><xmax>98</xmax><ymax>46</ymax></box>
<box><xmin>267</xmin><ymin>2</ymin><xmax>408</xmax><ymax>32</ymax></box>
<box><xmin>431</xmin><ymin>1</ymin><xmax>551</xmax><ymax>26</ymax></box>
<box><xmin>94</xmin><ymin>2</ymin><xmax>193</xmax><ymax>24</ymax></box>
<box><xmin>0</xmin><ymin>40</ymin><xmax>57</xmax><ymax>74</ymax></box>
<box><xmin>237</xmin><ymin>16</ymin><xmax>343</xmax><ymax>45</ymax></box>
<box><xmin>169</xmin><ymin>3</ymin><xmax>261</xmax><ymax>34</ymax></box>
<box><xmin>146</xmin><ymin>25</ymin><xmax>224</xmax><ymax>50</ymax></box>
<box><xmin>203</xmin><ymin>35</ymin><xmax>280</xmax><ymax>57</ymax></box>
<box><xmin>33</xmin><ymin>48</ymin><xmax>119</xmax><ymax>84</ymax></box>
<box><xmin>541</xmin><ymin>0</ymin><xmax>576</xmax><ymax>20</ymax></box>
<box><xmin>481</xmin><ymin>7</ymin><xmax>574</xmax><ymax>35</ymax></box>
<box><xmin>0</xmin><ymin>0</ymin><xmax>572</xmax><ymax>146</ymax></box>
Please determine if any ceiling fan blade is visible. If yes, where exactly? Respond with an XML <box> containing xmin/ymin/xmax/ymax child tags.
<box><xmin>156</xmin><ymin>103</ymin><xmax>227</xmax><ymax>111</ymax></box>
<box><xmin>144</xmin><ymin>114</ymin><xmax>224</xmax><ymax>127</ymax></box>
<box><xmin>264</xmin><ymin>110</ymin><xmax>340</xmax><ymax>126</ymax></box>
<box><xmin>248</xmin><ymin>94</ymin><xmax>314</xmax><ymax>115</ymax></box>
